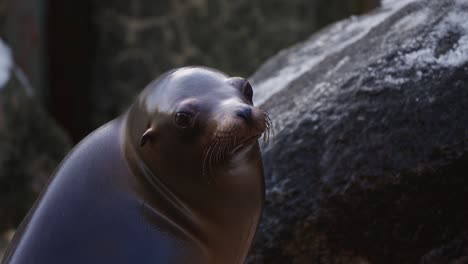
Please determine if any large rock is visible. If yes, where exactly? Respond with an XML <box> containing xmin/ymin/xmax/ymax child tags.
<box><xmin>0</xmin><ymin>39</ymin><xmax>71</xmax><ymax>233</ymax></box>
<box><xmin>248</xmin><ymin>0</ymin><xmax>468</xmax><ymax>263</ymax></box>
<box><xmin>90</xmin><ymin>0</ymin><xmax>378</xmax><ymax>128</ymax></box>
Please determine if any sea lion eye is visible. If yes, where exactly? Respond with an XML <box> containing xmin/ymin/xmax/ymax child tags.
<box><xmin>175</xmin><ymin>112</ymin><xmax>193</xmax><ymax>128</ymax></box>
<box><xmin>243</xmin><ymin>82</ymin><xmax>253</xmax><ymax>101</ymax></box>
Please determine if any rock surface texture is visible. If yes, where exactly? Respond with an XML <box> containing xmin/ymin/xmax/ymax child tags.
<box><xmin>0</xmin><ymin>39</ymin><xmax>71</xmax><ymax>233</ymax></box>
<box><xmin>248</xmin><ymin>0</ymin><xmax>468</xmax><ymax>263</ymax></box>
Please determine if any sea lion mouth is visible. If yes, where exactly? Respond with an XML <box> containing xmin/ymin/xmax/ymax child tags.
<box><xmin>201</xmin><ymin>133</ymin><xmax>259</xmax><ymax>183</ymax></box>
<box><xmin>230</xmin><ymin>133</ymin><xmax>262</xmax><ymax>155</ymax></box>
<box><xmin>202</xmin><ymin>111</ymin><xmax>272</xmax><ymax>181</ymax></box>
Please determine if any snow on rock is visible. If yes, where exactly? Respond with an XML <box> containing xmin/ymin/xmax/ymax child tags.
<box><xmin>252</xmin><ymin>0</ymin><xmax>468</xmax><ymax>135</ymax></box>
<box><xmin>390</xmin><ymin>6</ymin><xmax>429</xmax><ymax>32</ymax></box>
<box><xmin>251</xmin><ymin>0</ymin><xmax>418</xmax><ymax>106</ymax></box>
<box><xmin>403</xmin><ymin>6</ymin><xmax>468</xmax><ymax>68</ymax></box>
<box><xmin>0</xmin><ymin>39</ymin><xmax>13</xmax><ymax>89</ymax></box>
<box><xmin>381</xmin><ymin>0</ymin><xmax>414</xmax><ymax>6</ymax></box>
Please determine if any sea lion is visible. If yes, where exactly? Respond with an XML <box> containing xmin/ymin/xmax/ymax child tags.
<box><xmin>2</xmin><ymin>67</ymin><xmax>270</xmax><ymax>264</ymax></box>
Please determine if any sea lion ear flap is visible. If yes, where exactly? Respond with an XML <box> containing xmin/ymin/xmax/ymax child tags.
<box><xmin>139</xmin><ymin>127</ymin><xmax>157</xmax><ymax>147</ymax></box>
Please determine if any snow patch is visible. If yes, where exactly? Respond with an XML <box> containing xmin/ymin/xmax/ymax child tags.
<box><xmin>404</xmin><ymin>48</ymin><xmax>436</xmax><ymax>66</ymax></box>
<box><xmin>392</xmin><ymin>8</ymin><xmax>429</xmax><ymax>32</ymax></box>
<box><xmin>326</xmin><ymin>56</ymin><xmax>350</xmax><ymax>77</ymax></box>
<box><xmin>253</xmin><ymin>0</ymin><xmax>418</xmax><ymax>106</ymax></box>
<box><xmin>0</xmin><ymin>39</ymin><xmax>13</xmax><ymax>89</ymax></box>
<box><xmin>294</xmin><ymin>82</ymin><xmax>334</xmax><ymax>114</ymax></box>
<box><xmin>366</xmin><ymin>0</ymin><xmax>468</xmax><ymax>89</ymax></box>
<box><xmin>455</xmin><ymin>0</ymin><xmax>468</xmax><ymax>7</ymax></box>
<box><xmin>383</xmin><ymin>75</ymin><xmax>407</xmax><ymax>85</ymax></box>
<box><xmin>403</xmin><ymin>7</ymin><xmax>468</xmax><ymax>68</ymax></box>
<box><xmin>382</xmin><ymin>0</ymin><xmax>415</xmax><ymax>7</ymax></box>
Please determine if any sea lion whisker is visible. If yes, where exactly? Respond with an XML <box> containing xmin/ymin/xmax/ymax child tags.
<box><xmin>208</xmin><ymin>139</ymin><xmax>221</xmax><ymax>182</ymax></box>
<box><xmin>202</xmin><ymin>145</ymin><xmax>210</xmax><ymax>179</ymax></box>
<box><xmin>212</xmin><ymin>137</ymin><xmax>220</xmax><ymax>163</ymax></box>
<box><xmin>203</xmin><ymin>139</ymin><xmax>218</xmax><ymax>181</ymax></box>
<box><xmin>216</xmin><ymin>137</ymin><xmax>226</xmax><ymax>164</ymax></box>
<box><xmin>231</xmin><ymin>136</ymin><xmax>236</xmax><ymax>153</ymax></box>
<box><xmin>222</xmin><ymin>137</ymin><xmax>231</xmax><ymax>162</ymax></box>
<box><xmin>264</xmin><ymin>125</ymin><xmax>271</xmax><ymax>144</ymax></box>
<box><xmin>262</xmin><ymin>111</ymin><xmax>273</xmax><ymax>144</ymax></box>
<box><xmin>218</xmin><ymin>138</ymin><xmax>226</xmax><ymax>164</ymax></box>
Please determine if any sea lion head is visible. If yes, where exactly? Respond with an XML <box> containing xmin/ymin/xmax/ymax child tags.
<box><xmin>125</xmin><ymin>67</ymin><xmax>270</xmax><ymax>189</ymax></box>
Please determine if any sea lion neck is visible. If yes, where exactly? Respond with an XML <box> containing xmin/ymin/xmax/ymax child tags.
<box><xmin>121</xmin><ymin>123</ymin><xmax>213</xmax><ymax>264</ymax></box>
<box><xmin>122</xmin><ymin>109</ymin><xmax>264</xmax><ymax>262</ymax></box>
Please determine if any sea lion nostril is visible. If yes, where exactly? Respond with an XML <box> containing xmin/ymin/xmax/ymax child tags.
<box><xmin>235</xmin><ymin>107</ymin><xmax>252</xmax><ymax>121</ymax></box>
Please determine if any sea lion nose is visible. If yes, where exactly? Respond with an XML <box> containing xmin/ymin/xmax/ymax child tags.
<box><xmin>235</xmin><ymin>107</ymin><xmax>252</xmax><ymax>121</ymax></box>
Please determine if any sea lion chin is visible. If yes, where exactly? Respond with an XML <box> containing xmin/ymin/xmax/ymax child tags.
<box><xmin>2</xmin><ymin>66</ymin><xmax>268</xmax><ymax>264</ymax></box>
